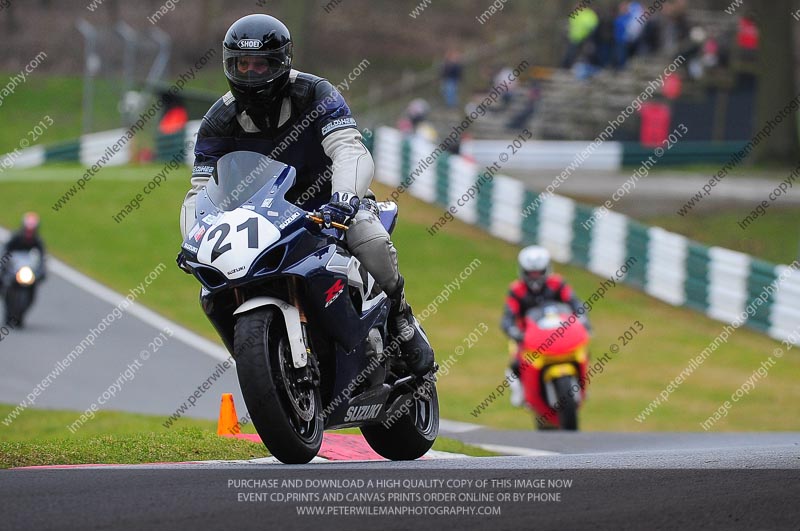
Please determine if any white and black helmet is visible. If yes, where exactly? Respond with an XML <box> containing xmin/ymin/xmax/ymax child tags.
<box><xmin>518</xmin><ymin>245</ymin><xmax>551</xmax><ymax>291</ymax></box>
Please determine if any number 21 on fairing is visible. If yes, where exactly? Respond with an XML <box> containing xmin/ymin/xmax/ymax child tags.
<box><xmin>196</xmin><ymin>208</ymin><xmax>280</xmax><ymax>279</ymax></box>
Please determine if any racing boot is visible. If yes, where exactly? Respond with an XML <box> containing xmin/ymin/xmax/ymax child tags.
<box><xmin>388</xmin><ymin>276</ymin><xmax>435</xmax><ymax>376</ymax></box>
<box><xmin>507</xmin><ymin>362</ymin><xmax>525</xmax><ymax>408</ymax></box>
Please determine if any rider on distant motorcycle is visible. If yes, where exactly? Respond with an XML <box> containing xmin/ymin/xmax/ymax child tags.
<box><xmin>501</xmin><ymin>246</ymin><xmax>589</xmax><ymax>406</ymax></box>
<box><xmin>1</xmin><ymin>213</ymin><xmax>46</xmax><ymax>287</ymax></box>
<box><xmin>1</xmin><ymin>213</ymin><xmax>46</xmax><ymax>325</ymax></box>
<box><xmin>179</xmin><ymin>14</ymin><xmax>434</xmax><ymax>375</ymax></box>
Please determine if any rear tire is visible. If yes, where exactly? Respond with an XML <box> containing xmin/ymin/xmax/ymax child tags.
<box><xmin>361</xmin><ymin>382</ymin><xmax>439</xmax><ymax>460</ymax></box>
<box><xmin>553</xmin><ymin>376</ymin><xmax>578</xmax><ymax>431</ymax></box>
<box><xmin>234</xmin><ymin>308</ymin><xmax>323</xmax><ymax>464</ymax></box>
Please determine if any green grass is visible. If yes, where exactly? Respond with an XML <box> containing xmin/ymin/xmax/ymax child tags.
<box><xmin>0</xmin><ymin>74</ymin><xmax>122</xmax><ymax>153</ymax></box>
<box><xmin>645</xmin><ymin>207</ymin><xmax>800</xmax><ymax>265</ymax></box>
<box><xmin>431</xmin><ymin>437</ymin><xmax>497</xmax><ymax>457</ymax></box>
<box><xmin>0</xmin><ymin>166</ymin><xmax>798</xmax><ymax>432</ymax></box>
<box><xmin>0</xmin><ymin>405</ymin><xmax>494</xmax><ymax>468</ymax></box>
<box><xmin>0</xmin><ymin>71</ymin><xmax>223</xmax><ymax>156</ymax></box>
<box><xmin>0</xmin><ymin>404</ymin><xmax>268</xmax><ymax>469</ymax></box>
<box><xmin>0</xmin><ymin>429</ymin><xmax>268</xmax><ymax>469</ymax></box>
<box><xmin>0</xmin><ymin>64</ymin><xmax>416</xmax><ymax>157</ymax></box>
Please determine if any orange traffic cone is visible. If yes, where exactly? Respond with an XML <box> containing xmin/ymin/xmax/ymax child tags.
<box><xmin>217</xmin><ymin>393</ymin><xmax>240</xmax><ymax>436</ymax></box>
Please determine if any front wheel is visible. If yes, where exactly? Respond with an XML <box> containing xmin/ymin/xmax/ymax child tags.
<box><xmin>234</xmin><ymin>308</ymin><xmax>323</xmax><ymax>464</ymax></box>
<box><xmin>553</xmin><ymin>376</ymin><xmax>579</xmax><ymax>431</ymax></box>
<box><xmin>361</xmin><ymin>381</ymin><xmax>439</xmax><ymax>460</ymax></box>
<box><xmin>6</xmin><ymin>285</ymin><xmax>31</xmax><ymax>327</ymax></box>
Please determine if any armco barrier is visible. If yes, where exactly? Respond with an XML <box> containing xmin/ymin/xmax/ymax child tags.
<box><xmin>374</xmin><ymin>126</ymin><xmax>798</xmax><ymax>345</ymax></box>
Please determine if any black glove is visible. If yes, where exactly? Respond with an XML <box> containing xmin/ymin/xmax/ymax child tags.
<box><xmin>507</xmin><ymin>325</ymin><xmax>524</xmax><ymax>343</ymax></box>
<box><xmin>176</xmin><ymin>252</ymin><xmax>191</xmax><ymax>274</ymax></box>
<box><xmin>320</xmin><ymin>192</ymin><xmax>361</xmax><ymax>229</ymax></box>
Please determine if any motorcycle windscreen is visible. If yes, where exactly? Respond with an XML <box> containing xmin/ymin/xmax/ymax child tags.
<box><xmin>206</xmin><ymin>151</ymin><xmax>294</xmax><ymax>211</ymax></box>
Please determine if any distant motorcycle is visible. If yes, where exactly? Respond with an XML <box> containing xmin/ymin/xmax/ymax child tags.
<box><xmin>2</xmin><ymin>249</ymin><xmax>43</xmax><ymax>328</ymax></box>
<box><xmin>516</xmin><ymin>303</ymin><xmax>590</xmax><ymax>430</ymax></box>
<box><xmin>178</xmin><ymin>151</ymin><xmax>439</xmax><ymax>464</ymax></box>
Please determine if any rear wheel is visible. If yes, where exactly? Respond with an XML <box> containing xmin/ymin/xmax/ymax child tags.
<box><xmin>234</xmin><ymin>308</ymin><xmax>322</xmax><ymax>464</ymax></box>
<box><xmin>553</xmin><ymin>376</ymin><xmax>578</xmax><ymax>431</ymax></box>
<box><xmin>361</xmin><ymin>381</ymin><xmax>439</xmax><ymax>460</ymax></box>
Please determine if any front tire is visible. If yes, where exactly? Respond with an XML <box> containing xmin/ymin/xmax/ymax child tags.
<box><xmin>234</xmin><ymin>308</ymin><xmax>323</xmax><ymax>464</ymax></box>
<box><xmin>553</xmin><ymin>376</ymin><xmax>578</xmax><ymax>430</ymax></box>
<box><xmin>6</xmin><ymin>286</ymin><xmax>30</xmax><ymax>327</ymax></box>
<box><xmin>361</xmin><ymin>382</ymin><xmax>439</xmax><ymax>460</ymax></box>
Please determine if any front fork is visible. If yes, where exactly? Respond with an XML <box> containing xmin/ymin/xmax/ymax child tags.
<box><xmin>289</xmin><ymin>278</ymin><xmax>320</xmax><ymax>388</ymax></box>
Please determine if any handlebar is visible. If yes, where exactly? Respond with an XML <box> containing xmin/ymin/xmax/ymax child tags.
<box><xmin>306</xmin><ymin>213</ymin><xmax>349</xmax><ymax>231</ymax></box>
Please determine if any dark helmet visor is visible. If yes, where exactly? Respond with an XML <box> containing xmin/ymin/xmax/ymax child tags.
<box><xmin>223</xmin><ymin>43</ymin><xmax>292</xmax><ymax>86</ymax></box>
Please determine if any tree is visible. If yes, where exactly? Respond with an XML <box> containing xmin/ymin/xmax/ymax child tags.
<box><xmin>281</xmin><ymin>0</ymin><xmax>316</xmax><ymax>70</ymax></box>
<box><xmin>753</xmin><ymin>0</ymin><xmax>800</xmax><ymax>165</ymax></box>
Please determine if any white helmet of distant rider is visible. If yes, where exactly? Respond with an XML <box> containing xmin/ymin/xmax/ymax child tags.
<box><xmin>518</xmin><ymin>245</ymin><xmax>551</xmax><ymax>292</ymax></box>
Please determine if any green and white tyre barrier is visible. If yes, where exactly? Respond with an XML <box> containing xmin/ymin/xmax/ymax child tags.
<box><xmin>155</xmin><ymin>119</ymin><xmax>202</xmax><ymax>164</ymax></box>
<box><xmin>374</xmin><ymin>126</ymin><xmax>799</xmax><ymax>345</ymax></box>
<box><xmin>2</xmin><ymin>122</ymin><xmax>797</xmax><ymax>344</ymax></box>
<box><xmin>2</xmin><ymin>128</ymin><xmax>133</xmax><ymax>169</ymax></box>
<box><xmin>3</xmin><ymin>144</ymin><xmax>46</xmax><ymax>169</ymax></box>
<box><xmin>463</xmin><ymin>139</ymin><xmax>624</xmax><ymax>172</ymax></box>
<box><xmin>1</xmin><ymin>121</ymin><xmax>202</xmax><ymax>171</ymax></box>
<box><xmin>463</xmin><ymin>139</ymin><xmax>749</xmax><ymax>171</ymax></box>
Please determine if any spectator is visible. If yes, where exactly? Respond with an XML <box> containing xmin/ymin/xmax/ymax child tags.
<box><xmin>573</xmin><ymin>47</ymin><xmax>600</xmax><ymax>80</ymax></box>
<box><xmin>736</xmin><ymin>12</ymin><xmax>759</xmax><ymax>52</ymax></box>
<box><xmin>562</xmin><ymin>5</ymin><xmax>599</xmax><ymax>69</ymax></box>
<box><xmin>440</xmin><ymin>49</ymin><xmax>463</xmax><ymax>108</ymax></box>
<box><xmin>702</xmin><ymin>34</ymin><xmax>720</xmax><ymax>70</ymax></box>
<box><xmin>625</xmin><ymin>1</ymin><xmax>645</xmax><ymax>56</ymax></box>
<box><xmin>493</xmin><ymin>65</ymin><xmax>517</xmax><ymax>110</ymax></box>
<box><xmin>638</xmin><ymin>11</ymin><xmax>664</xmax><ymax>55</ymax></box>
<box><xmin>591</xmin><ymin>5</ymin><xmax>616</xmax><ymax>69</ymax></box>
<box><xmin>662</xmin><ymin>0</ymin><xmax>690</xmax><ymax>53</ymax></box>
<box><xmin>506</xmin><ymin>81</ymin><xmax>541</xmax><ymax>130</ymax></box>
<box><xmin>685</xmin><ymin>26</ymin><xmax>709</xmax><ymax>79</ymax></box>
<box><xmin>613</xmin><ymin>2</ymin><xmax>632</xmax><ymax>68</ymax></box>
<box><xmin>397</xmin><ymin>98</ymin><xmax>437</xmax><ymax>142</ymax></box>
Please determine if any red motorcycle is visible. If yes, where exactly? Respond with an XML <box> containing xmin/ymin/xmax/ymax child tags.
<box><xmin>516</xmin><ymin>303</ymin><xmax>590</xmax><ymax>430</ymax></box>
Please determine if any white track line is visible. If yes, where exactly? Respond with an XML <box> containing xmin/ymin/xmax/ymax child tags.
<box><xmin>1</xmin><ymin>226</ymin><xmax>494</xmax><ymax>437</ymax></box>
<box><xmin>14</xmin><ymin>449</ymin><xmax>470</xmax><ymax>469</ymax></box>
<box><xmin>0</xmin><ymin>226</ymin><xmax>229</xmax><ymax>362</ymax></box>
<box><xmin>475</xmin><ymin>443</ymin><xmax>559</xmax><ymax>457</ymax></box>
<box><xmin>439</xmin><ymin>419</ymin><xmax>483</xmax><ymax>433</ymax></box>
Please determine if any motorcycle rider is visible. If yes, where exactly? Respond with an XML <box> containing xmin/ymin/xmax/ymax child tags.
<box><xmin>179</xmin><ymin>14</ymin><xmax>434</xmax><ymax>376</ymax></box>
<box><xmin>501</xmin><ymin>246</ymin><xmax>589</xmax><ymax>406</ymax></box>
<box><xmin>1</xmin><ymin>213</ymin><xmax>46</xmax><ymax>324</ymax></box>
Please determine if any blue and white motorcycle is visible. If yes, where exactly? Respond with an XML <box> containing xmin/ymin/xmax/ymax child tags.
<box><xmin>178</xmin><ymin>151</ymin><xmax>438</xmax><ymax>464</ymax></box>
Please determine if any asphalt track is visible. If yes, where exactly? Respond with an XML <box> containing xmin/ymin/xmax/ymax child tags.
<box><xmin>3</xmin><ymin>459</ymin><xmax>798</xmax><ymax>530</ymax></box>
<box><xmin>2</xmin><ymin>232</ymin><xmax>800</xmax><ymax>529</ymax></box>
<box><xmin>0</xmin><ymin>236</ymin><xmax>245</xmax><ymax>426</ymax></box>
